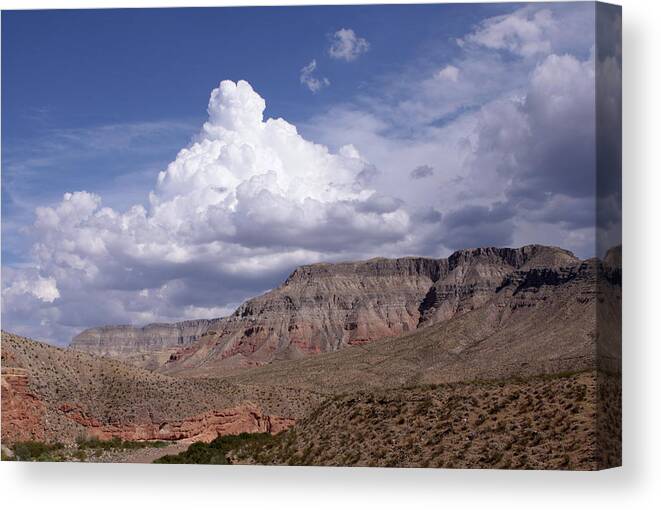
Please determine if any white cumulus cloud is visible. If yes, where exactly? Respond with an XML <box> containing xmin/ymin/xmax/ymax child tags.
<box><xmin>328</xmin><ymin>28</ymin><xmax>369</xmax><ymax>61</ymax></box>
<box><xmin>1</xmin><ymin>80</ymin><xmax>413</xmax><ymax>344</ymax></box>
<box><xmin>4</xmin><ymin>272</ymin><xmax>60</xmax><ymax>303</ymax></box>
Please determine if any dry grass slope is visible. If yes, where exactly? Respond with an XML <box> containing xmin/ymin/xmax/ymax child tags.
<box><xmin>229</xmin><ymin>371</ymin><xmax>620</xmax><ymax>470</ymax></box>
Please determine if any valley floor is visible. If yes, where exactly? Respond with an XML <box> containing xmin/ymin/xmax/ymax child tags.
<box><xmin>96</xmin><ymin>441</ymin><xmax>190</xmax><ymax>463</ymax></box>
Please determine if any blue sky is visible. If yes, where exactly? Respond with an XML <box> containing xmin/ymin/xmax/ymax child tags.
<box><xmin>2</xmin><ymin>4</ymin><xmax>508</xmax><ymax>263</ymax></box>
<box><xmin>1</xmin><ymin>3</ymin><xmax>621</xmax><ymax>344</ymax></box>
<box><xmin>3</xmin><ymin>5</ymin><xmax>504</xmax><ymax>126</ymax></box>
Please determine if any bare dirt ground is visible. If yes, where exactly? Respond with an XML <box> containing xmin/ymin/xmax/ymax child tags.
<box><xmin>92</xmin><ymin>442</ymin><xmax>190</xmax><ymax>464</ymax></box>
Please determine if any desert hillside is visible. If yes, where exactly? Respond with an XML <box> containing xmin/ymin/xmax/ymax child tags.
<box><xmin>227</xmin><ymin>371</ymin><xmax>621</xmax><ymax>470</ymax></box>
<box><xmin>67</xmin><ymin>319</ymin><xmax>222</xmax><ymax>371</ymax></box>
<box><xmin>1</xmin><ymin>332</ymin><xmax>320</xmax><ymax>444</ymax></box>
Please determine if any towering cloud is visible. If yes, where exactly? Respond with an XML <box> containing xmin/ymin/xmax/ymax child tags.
<box><xmin>1</xmin><ymin>80</ymin><xmax>410</xmax><ymax>343</ymax></box>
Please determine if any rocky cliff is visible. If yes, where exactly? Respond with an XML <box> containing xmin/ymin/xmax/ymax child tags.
<box><xmin>224</xmin><ymin>256</ymin><xmax>621</xmax><ymax>389</ymax></box>
<box><xmin>70</xmin><ymin>245</ymin><xmax>578</xmax><ymax>373</ymax></box>
<box><xmin>161</xmin><ymin>245</ymin><xmax>578</xmax><ymax>374</ymax></box>
<box><xmin>417</xmin><ymin>245</ymin><xmax>578</xmax><ymax>325</ymax></box>
<box><xmin>70</xmin><ymin>319</ymin><xmax>223</xmax><ymax>369</ymax></box>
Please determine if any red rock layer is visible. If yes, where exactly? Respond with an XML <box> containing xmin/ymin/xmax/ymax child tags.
<box><xmin>1</xmin><ymin>368</ymin><xmax>47</xmax><ymax>443</ymax></box>
<box><xmin>57</xmin><ymin>402</ymin><xmax>294</xmax><ymax>442</ymax></box>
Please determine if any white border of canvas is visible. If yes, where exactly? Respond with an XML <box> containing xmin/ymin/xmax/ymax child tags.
<box><xmin>0</xmin><ymin>1</ymin><xmax>658</xmax><ymax>509</ymax></box>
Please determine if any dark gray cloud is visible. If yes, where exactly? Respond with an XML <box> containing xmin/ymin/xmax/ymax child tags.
<box><xmin>442</xmin><ymin>202</ymin><xmax>515</xmax><ymax>250</ymax></box>
<box><xmin>450</xmin><ymin>45</ymin><xmax>613</xmax><ymax>257</ymax></box>
<box><xmin>413</xmin><ymin>206</ymin><xmax>443</xmax><ymax>224</ymax></box>
<box><xmin>353</xmin><ymin>193</ymin><xmax>403</xmax><ymax>214</ymax></box>
<box><xmin>410</xmin><ymin>164</ymin><xmax>434</xmax><ymax>180</ymax></box>
<box><xmin>596</xmin><ymin>4</ymin><xmax>622</xmax><ymax>256</ymax></box>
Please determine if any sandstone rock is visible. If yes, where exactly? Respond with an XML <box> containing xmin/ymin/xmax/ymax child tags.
<box><xmin>161</xmin><ymin>245</ymin><xmax>578</xmax><ymax>374</ymax></box>
<box><xmin>70</xmin><ymin>319</ymin><xmax>222</xmax><ymax>369</ymax></box>
<box><xmin>1</xmin><ymin>366</ymin><xmax>47</xmax><ymax>444</ymax></box>
<box><xmin>59</xmin><ymin>401</ymin><xmax>294</xmax><ymax>442</ymax></box>
<box><xmin>70</xmin><ymin>245</ymin><xmax>579</xmax><ymax>374</ymax></box>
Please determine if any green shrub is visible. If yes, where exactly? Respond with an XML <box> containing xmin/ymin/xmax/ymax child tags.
<box><xmin>154</xmin><ymin>432</ymin><xmax>276</xmax><ymax>464</ymax></box>
<box><xmin>12</xmin><ymin>441</ymin><xmax>65</xmax><ymax>461</ymax></box>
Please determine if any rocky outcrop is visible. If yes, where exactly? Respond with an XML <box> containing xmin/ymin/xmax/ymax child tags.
<box><xmin>1</xmin><ymin>332</ymin><xmax>302</xmax><ymax>445</ymax></box>
<box><xmin>1</xmin><ymin>366</ymin><xmax>47</xmax><ymax>443</ymax></box>
<box><xmin>417</xmin><ymin>245</ymin><xmax>577</xmax><ymax>324</ymax></box>
<box><xmin>69</xmin><ymin>245</ymin><xmax>579</xmax><ymax>373</ymax></box>
<box><xmin>70</xmin><ymin>319</ymin><xmax>223</xmax><ymax>369</ymax></box>
<box><xmin>57</xmin><ymin>401</ymin><xmax>294</xmax><ymax>442</ymax></box>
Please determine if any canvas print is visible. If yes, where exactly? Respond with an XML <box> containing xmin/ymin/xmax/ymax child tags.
<box><xmin>1</xmin><ymin>2</ymin><xmax>621</xmax><ymax>470</ymax></box>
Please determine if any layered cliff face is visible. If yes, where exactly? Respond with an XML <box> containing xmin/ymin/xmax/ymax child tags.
<box><xmin>161</xmin><ymin>245</ymin><xmax>578</xmax><ymax>374</ymax></box>
<box><xmin>69</xmin><ymin>245</ymin><xmax>579</xmax><ymax>373</ymax></box>
<box><xmin>70</xmin><ymin>319</ymin><xmax>223</xmax><ymax>369</ymax></box>
<box><xmin>225</xmin><ymin>255</ymin><xmax>621</xmax><ymax>390</ymax></box>
<box><xmin>162</xmin><ymin>257</ymin><xmax>442</xmax><ymax>373</ymax></box>
<box><xmin>417</xmin><ymin>245</ymin><xmax>578</xmax><ymax>324</ymax></box>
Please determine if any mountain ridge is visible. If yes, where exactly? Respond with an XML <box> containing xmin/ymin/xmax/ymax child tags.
<box><xmin>70</xmin><ymin>244</ymin><xmax>580</xmax><ymax>373</ymax></box>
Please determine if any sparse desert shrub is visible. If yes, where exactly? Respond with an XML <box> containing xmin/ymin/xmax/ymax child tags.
<box><xmin>154</xmin><ymin>432</ymin><xmax>275</xmax><ymax>464</ymax></box>
<box><xmin>12</xmin><ymin>441</ymin><xmax>64</xmax><ymax>462</ymax></box>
